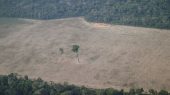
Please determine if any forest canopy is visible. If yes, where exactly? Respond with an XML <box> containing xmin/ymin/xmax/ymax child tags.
<box><xmin>0</xmin><ymin>73</ymin><xmax>169</xmax><ymax>95</ymax></box>
<box><xmin>0</xmin><ymin>0</ymin><xmax>170</xmax><ymax>29</ymax></box>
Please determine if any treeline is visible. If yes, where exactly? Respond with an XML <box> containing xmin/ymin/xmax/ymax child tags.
<box><xmin>0</xmin><ymin>73</ymin><xmax>169</xmax><ymax>95</ymax></box>
<box><xmin>0</xmin><ymin>0</ymin><xmax>170</xmax><ymax>29</ymax></box>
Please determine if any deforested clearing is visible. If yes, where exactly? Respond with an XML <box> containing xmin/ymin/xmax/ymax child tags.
<box><xmin>0</xmin><ymin>17</ymin><xmax>170</xmax><ymax>90</ymax></box>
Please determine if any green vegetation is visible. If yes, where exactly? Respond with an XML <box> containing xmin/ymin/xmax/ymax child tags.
<box><xmin>72</xmin><ymin>45</ymin><xmax>80</xmax><ymax>63</ymax></box>
<box><xmin>0</xmin><ymin>0</ymin><xmax>170</xmax><ymax>29</ymax></box>
<box><xmin>59</xmin><ymin>48</ymin><xmax>64</xmax><ymax>55</ymax></box>
<box><xmin>72</xmin><ymin>45</ymin><xmax>80</xmax><ymax>54</ymax></box>
<box><xmin>0</xmin><ymin>73</ymin><xmax>169</xmax><ymax>95</ymax></box>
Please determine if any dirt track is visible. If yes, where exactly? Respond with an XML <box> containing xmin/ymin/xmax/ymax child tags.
<box><xmin>0</xmin><ymin>17</ymin><xmax>170</xmax><ymax>90</ymax></box>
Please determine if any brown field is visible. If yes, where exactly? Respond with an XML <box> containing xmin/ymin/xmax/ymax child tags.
<box><xmin>0</xmin><ymin>17</ymin><xmax>170</xmax><ymax>90</ymax></box>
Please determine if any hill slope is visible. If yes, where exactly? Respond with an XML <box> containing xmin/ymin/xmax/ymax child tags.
<box><xmin>0</xmin><ymin>17</ymin><xmax>170</xmax><ymax>90</ymax></box>
<box><xmin>0</xmin><ymin>0</ymin><xmax>170</xmax><ymax>28</ymax></box>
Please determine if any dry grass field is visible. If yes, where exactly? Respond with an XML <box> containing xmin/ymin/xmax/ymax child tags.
<box><xmin>0</xmin><ymin>17</ymin><xmax>170</xmax><ymax>90</ymax></box>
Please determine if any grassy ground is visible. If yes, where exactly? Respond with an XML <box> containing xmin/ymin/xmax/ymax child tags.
<box><xmin>0</xmin><ymin>17</ymin><xmax>170</xmax><ymax>90</ymax></box>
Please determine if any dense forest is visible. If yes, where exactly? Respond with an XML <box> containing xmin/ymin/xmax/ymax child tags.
<box><xmin>0</xmin><ymin>0</ymin><xmax>170</xmax><ymax>29</ymax></box>
<box><xmin>0</xmin><ymin>73</ymin><xmax>169</xmax><ymax>95</ymax></box>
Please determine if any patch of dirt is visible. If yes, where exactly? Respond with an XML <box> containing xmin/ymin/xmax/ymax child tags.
<box><xmin>91</xmin><ymin>23</ymin><xmax>111</xmax><ymax>29</ymax></box>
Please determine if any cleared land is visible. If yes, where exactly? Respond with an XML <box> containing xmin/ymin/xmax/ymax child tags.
<box><xmin>0</xmin><ymin>17</ymin><xmax>170</xmax><ymax>90</ymax></box>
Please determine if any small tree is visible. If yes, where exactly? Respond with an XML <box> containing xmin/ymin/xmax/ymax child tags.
<box><xmin>72</xmin><ymin>45</ymin><xmax>80</xmax><ymax>63</ymax></box>
<box><xmin>59</xmin><ymin>48</ymin><xmax>64</xmax><ymax>55</ymax></box>
<box><xmin>149</xmin><ymin>89</ymin><xmax>158</xmax><ymax>95</ymax></box>
<box><xmin>159</xmin><ymin>90</ymin><xmax>169</xmax><ymax>95</ymax></box>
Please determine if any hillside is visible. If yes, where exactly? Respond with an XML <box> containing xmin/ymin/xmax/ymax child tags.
<box><xmin>0</xmin><ymin>0</ymin><xmax>170</xmax><ymax>29</ymax></box>
<box><xmin>0</xmin><ymin>17</ymin><xmax>170</xmax><ymax>90</ymax></box>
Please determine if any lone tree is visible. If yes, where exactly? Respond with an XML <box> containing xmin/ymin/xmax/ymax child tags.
<box><xmin>72</xmin><ymin>45</ymin><xmax>80</xmax><ymax>63</ymax></box>
<box><xmin>59</xmin><ymin>48</ymin><xmax>64</xmax><ymax>55</ymax></box>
